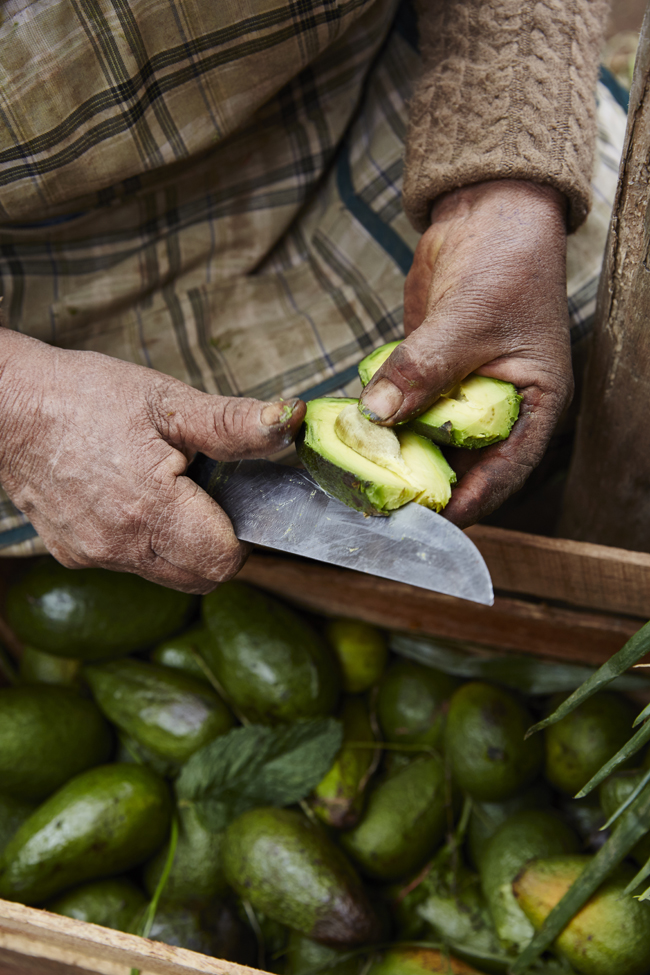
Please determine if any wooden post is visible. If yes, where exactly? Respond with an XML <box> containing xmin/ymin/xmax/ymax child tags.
<box><xmin>560</xmin><ymin>3</ymin><xmax>650</xmax><ymax>550</ymax></box>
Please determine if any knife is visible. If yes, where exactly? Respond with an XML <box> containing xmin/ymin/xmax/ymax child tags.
<box><xmin>187</xmin><ymin>454</ymin><xmax>494</xmax><ymax>605</ymax></box>
<box><xmin>0</xmin><ymin>456</ymin><xmax>493</xmax><ymax>606</ymax></box>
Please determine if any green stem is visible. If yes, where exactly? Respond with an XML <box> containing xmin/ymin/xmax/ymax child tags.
<box><xmin>130</xmin><ymin>815</ymin><xmax>179</xmax><ymax>975</ymax></box>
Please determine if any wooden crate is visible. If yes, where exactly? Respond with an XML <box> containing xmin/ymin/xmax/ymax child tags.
<box><xmin>1</xmin><ymin>525</ymin><xmax>649</xmax><ymax>974</ymax></box>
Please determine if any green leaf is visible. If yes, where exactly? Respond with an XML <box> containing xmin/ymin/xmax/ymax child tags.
<box><xmin>524</xmin><ymin>619</ymin><xmax>650</xmax><ymax>737</ymax></box>
<box><xmin>511</xmin><ymin>781</ymin><xmax>650</xmax><ymax>974</ymax></box>
<box><xmin>633</xmin><ymin>700</ymin><xmax>650</xmax><ymax>728</ymax></box>
<box><xmin>130</xmin><ymin>815</ymin><xmax>179</xmax><ymax>975</ymax></box>
<box><xmin>175</xmin><ymin>718</ymin><xmax>343</xmax><ymax>832</ymax></box>
<box><xmin>390</xmin><ymin>632</ymin><xmax>650</xmax><ymax>698</ymax></box>
<box><xmin>575</xmin><ymin>720</ymin><xmax>650</xmax><ymax>798</ymax></box>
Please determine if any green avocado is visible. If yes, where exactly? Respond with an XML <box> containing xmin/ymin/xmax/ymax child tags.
<box><xmin>377</xmin><ymin>660</ymin><xmax>459</xmax><ymax>749</ymax></box>
<box><xmin>358</xmin><ymin>341</ymin><xmax>521</xmax><ymax>449</ymax></box>
<box><xmin>19</xmin><ymin>645</ymin><xmax>83</xmax><ymax>690</ymax></box>
<box><xmin>480</xmin><ymin>809</ymin><xmax>580</xmax><ymax>952</ymax></box>
<box><xmin>544</xmin><ymin>691</ymin><xmax>635</xmax><ymax>796</ymax></box>
<box><xmin>84</xmin><ymin>658</ymin><xmax>233</xmax><ymax>765</ymax></box>
<box><xmin>599</xmin><ymin>770</ymin><xmax>650</xmax><ymax>865</ymax></box>
<box><xmin>143</xmin><ymin>800</ymin><xmax>228</xmax><ymax>905</ymax></box>
<box><xmin>0</xmin><ymin>793</ymin><xmax>36</xmax><ymax>857</ymax></box>
<box><xmin>223</xmin><ymin>807</ymin><xmax>381</xmax><ymax>947</ymax></box>
<box><xmin>312</xmin><ymin>696</ymin><xmax>377</xmax><ymax>830</ymax></box>
<box><xmin>0</xmin><ymin>685</ymin><xmax>112</xmax><ymax>801</ymax></box>
<box><xmin>150</xmin><ymin>623</ymin><xmax>214</xmax><ymax>684</ymax></box>
<box><xmin>390</xmin><ymin>847</ymin><xmax>502</xmax><ymax>972</ymax></box>
<box><xmin>367</xmin><ymin>946</ymin><xmax>486</xmax><ymax>974</ymax></box>
<box><xmin>5</xmin><ymin>558</ymin><xmax>197</xmax><ymax>661</ymax></box>
<box><xmin>296</xmin><ymin>398</ymin><xmax>455</xmax><ymax>516</ymax></box>
<box><xmin>514</xmin><ymin>855</ymin><xmax>650</xmax><ymax>975</ymax></box>
<box><xmin>134</xmin><ymin>901</ymin><xmax>255</xmax><ymax>964</ymax></box>
<box><xmin>466</xmin><ymin>780</ymin><xmax>552</xmax><ymax>870</ymax></box>
<box><xmin>340</xmin><ymin>755</ymin><xmax>448</xmax><ymax>882</ymax></box>
<box><xmin>283</xmin><ymin>930</ymin><xmax>366</xmax><ymax>974</ymax></box>
<box><xmin>45</xmin><ymin>878</ymin><xmax>148</xmax><ymax>932</ymax></box>
<box><xmin>444</xmin><ymin>682</ymin><xmax>543</xmax><ymax>802</ymax></box>
<box><xmin>0</xmin><ymin>763</ymin><xmax>171</xmax><ymax>904</ymax></box>
<box><xmin>326</xmin><ymin>620</ymin><xmax>387</xmax><ymax>695</ymax></box>
<box><xmin>202</xmin><ymin>581</ymin><xmax>339</xmax><ymax>725</ymax></box>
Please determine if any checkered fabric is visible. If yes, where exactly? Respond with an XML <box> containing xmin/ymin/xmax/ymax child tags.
<box><xmin>0</xmin><ymin>0</ymin><xmax>628</xmax><ymax>556</ymax></box>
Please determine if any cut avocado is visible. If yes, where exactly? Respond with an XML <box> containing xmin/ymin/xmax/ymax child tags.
<box><xmin>296</xmin><ymin>398</ymin><xmax>455</xmax><ymax>516</ymax></box>
<box><xmin>358</xmin><ymin>341</ymin><xmax>522</xmax><ymax>448</ymax></box>
<box><xmin>358</xmin><ymin>341</ymin><xmax>401</xmax><ymax>387</ymax></box>
<box><xmin>334</xmin><ymin>405</ymin><xmax>414</xmax><ymax>482</ymax></box>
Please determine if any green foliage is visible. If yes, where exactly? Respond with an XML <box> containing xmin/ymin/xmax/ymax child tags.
<box><xmin>175</xmin><ymin>719</ymin><xmax>343</xmax><ymax>832</ymax></box>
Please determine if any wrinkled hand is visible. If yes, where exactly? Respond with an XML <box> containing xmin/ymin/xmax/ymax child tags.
<box><xmin>359</xmin><ymin>179</ymin><xmax>572</xmax><ymax>527</ymax></box>
<box><xmin>0</xmin><ymin>331</ymin><xmax>305</xmax><ymax>593</ymax></box>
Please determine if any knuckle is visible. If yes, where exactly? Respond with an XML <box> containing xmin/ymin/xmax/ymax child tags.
<box><xmin>213</xmin><ymin>397</ymin><xmax>261</xmax><ymax>452</ymax></box>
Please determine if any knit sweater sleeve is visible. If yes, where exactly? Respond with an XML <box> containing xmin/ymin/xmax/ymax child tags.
<box><xmin>402</xmin><ymin>0</ymin><xmax>610</xmax><ymax>233</ymax></box>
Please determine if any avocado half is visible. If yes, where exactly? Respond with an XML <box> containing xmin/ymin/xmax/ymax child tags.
<box><xmin>296</xmin><ymin>398</ymin><xmax>456</xmax><ymax>516</ymax></box>
<box><xmin>358</xmin><ymin>341</ymin><xmax>522</xmax><ymax>449</ymax></box>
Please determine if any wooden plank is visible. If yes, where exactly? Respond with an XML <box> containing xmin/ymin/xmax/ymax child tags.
<box><xmin>0</xmin><ymin>900</ymin><xmax>264</xmax><ymax>975</ymax></box>
<box><xmin>239</xmin><ymin>555</ymin><xmax>643</xmax><ymax>667</ymax></box>
<box><xmin>466</xmin><ymin>525</ymin><xmax>650</xmax><ymax>618</ymax></box>
<box><xmin>560</xmin><ymin>3</ymin><xmax>650</xmax><ymax>549</ymax></box>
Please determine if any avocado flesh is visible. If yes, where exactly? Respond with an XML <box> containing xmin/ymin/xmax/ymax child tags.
<box><xmin>358</xmin><ymin>341</ymin><xmax>401</xmax><ymax>386</ymax></box>
<box><xmin>296</xmin><ymin>398</ymin><xmax>419</xmax><ymax>516</ymax></box>
<box><xmin>397</xmin><ymin>430</ymin><xmax>456</xmax><ymax>512</ymax></box>
<box><xmin>412</xmin><ymin>376</ymin><xmax>522</xmax><ymax>449</ymax></box>
<box><xmin>358</xmin><ymin>341</ymin><xmax>521</xmax><ymax>448</ymax></box>
<box><xmin>297</xmin><ymin>398</ymin><xmax>456</xmax><ymax>516</ymax></box>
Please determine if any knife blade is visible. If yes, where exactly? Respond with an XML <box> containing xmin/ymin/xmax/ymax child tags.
<box><xmin>187</xmin><ymin>454</ymin><xmax>494</xmax><ymax>606</ymax></box>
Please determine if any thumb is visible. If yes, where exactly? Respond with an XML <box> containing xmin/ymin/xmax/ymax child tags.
<box><xmin>150</xmin><ymin>386</ymin><xmax>306</xmax><ymax>461</ymax></box>
<box><xmin>358</xmin><ymin>321</ymin><xmax>484</xmax><ymax>426</ymax></box>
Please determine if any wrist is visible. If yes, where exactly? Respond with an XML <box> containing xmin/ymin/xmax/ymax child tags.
<box><xmin>429</xmin><ymin>179</ymin><xmax>568</xmax><ymax>231</ymax></box>
<box><xmin>0</xmin><ymin>329</ymin><xmax>53</xmax><ymax>475</ymax></box>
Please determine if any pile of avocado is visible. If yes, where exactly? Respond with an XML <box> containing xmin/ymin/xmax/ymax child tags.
<box><xmin>297</xmin><ymin>342</ymin><xmax>522</xmax><ymax>515</ymax></box>
<box><xmin>1</xmin><ymin>558</ymin><xmax>650</xmax><ymax>975</ymax></box>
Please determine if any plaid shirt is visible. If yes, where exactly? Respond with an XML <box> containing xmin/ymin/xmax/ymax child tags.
<box><xmin>0</xmin><ymin>0</ymin><xmax>628</xmax><ymax>554</ymax></box>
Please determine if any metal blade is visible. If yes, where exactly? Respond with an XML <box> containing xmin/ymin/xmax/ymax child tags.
<box><xmin>188</xmin><ymin>456</ymin><xmax>494</xmax><ymax>605</ymax></box>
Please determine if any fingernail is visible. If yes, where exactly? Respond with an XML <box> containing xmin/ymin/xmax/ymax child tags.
<box><xmin>359</xmin><ymin>379</ymin><xmax>404</xmax><ymax>422</ymax></box>
<box><xmin>261</xmin><ymin>398</ymin><xmax>301</xmax><ymax>427</ymax></box>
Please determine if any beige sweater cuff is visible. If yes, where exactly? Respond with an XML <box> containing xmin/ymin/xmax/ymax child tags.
<box><xmin>403</xmin><ymin>0</ymin><xmax>610</xmax><ymax>234</ymax></box>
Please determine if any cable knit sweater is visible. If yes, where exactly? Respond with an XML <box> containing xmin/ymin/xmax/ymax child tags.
<box><xmin>403</xmin><ymin>0</ymin><xmax>610</xmax><ymax>233</ymax></box>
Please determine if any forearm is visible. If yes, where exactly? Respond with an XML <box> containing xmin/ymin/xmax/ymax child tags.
<box><xmin>404</xmin><ymin>0</ymin><xmax>610</xmax><ymax>233</ymax></box>
<box><xmin>0</xmin><ymin>329</ymin><xmax>52</xmax><ymax>477</ymax></box>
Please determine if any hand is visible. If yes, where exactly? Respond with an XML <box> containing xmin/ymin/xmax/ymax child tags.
<box><xmin>359</xmin><ymin>179</ymin><xmax>572</xmax><ymax>527</ymax></box>
<box><xmin>0</xmin><ymin>330</ymin><xmax>305</xmax><ymax>593</ymax></box>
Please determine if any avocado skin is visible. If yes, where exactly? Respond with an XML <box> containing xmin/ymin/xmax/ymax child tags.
<box><xmin>544</xmin><ymin>691</ymin><xmax>636</xmax><ymax>796</ymax></box>
<box><xmin>0</xmin><ymin>793</ymin><xmax>36</xmax><ymax>857</ymax></box>
<box><xmin>296</xmin><ymin>429</ymin><xmax>389</xmax><ymax>517</ymax></box>
<box><xmin>0</xmin><ymin>763</ymin><xmax>171</xmax><ymax>904</ymax></box>
<box><xmin>150</xmin><ymin>624</ymin><xmax>214</xmax><ymax>684</ymax></box>
<box><xmin>284</xmin><ymin>930</ymin><xmax>364</xmax><ymax>974</ymax></box>
<box><xmin>445</xmin><ymin>682</ymin><xmax>543</xmax><ymax>802</ymax></box>
<box><xmin>340</xmin><ymin>756</ymin><xmax>448</xmax><ymax>882</ymax></box>
<box><xmin>202</xmin><ymin>582</ymin><xmax>340</xmax><ymax>725</ymax></box>
<box><xmin>466</xmin><ymin>780</ymin><xmax>552</xmax><ymax>870</ymax></box>
<box><xmin>19</xmin><ymin>645</ymin><xmax>83</xmax><ymax>690</ymax></box>
<box><xmin>45</xmin><ymin>877</ymin><xmax>147</xmax><ymax>932</ymax></box>
<box><xmin>514</xmin><ymin>855</ymin><xmax>650</xmax><ymax>975</ymax></box>
<box><xmin>223</xmin><ymin>807</ymin><xmax>381</xmax><ymax>947</ymax></box>
<box><xmin>138</xmin><ymin>902</ymin><xmax>255</xmax><ymax>964</ymax></box>
<box><xmin>84</xmin><ymin>659</ymin><xmax>233</xmax><ymax>765</ymax></box>
<box><xmin>312</xmin><ymin>696</ymin><xmax>377</xmax><ymax>830</ymax></box>
<box><xmin>0</xmin><ymin>685</ymin><xmax>112</xmax><ymax>801</ymax></box>
<box><xmin>377</xmin><ymin>661</ymin><xmax>459</xmax><ymax>749</ymax></box>
<box><xmin>143</xmin><ymin>801</ymin><xmax>228</xmax><ymax>904</ymax></box>
<box><xmin>367</xmin><ymin>946</ymin><xmax>484</xmax><ymax>974</ymax></box>
<box><xmin>5</xmin><ymin>558</ymin><xmax>197</xmax><ymax>660</ymax></box>
<box><xmin>480</xmin><ymin>809</ymin><xmax>580</xmax><ymax>952</ymax></box>
<box><xmin>326</xmin><ymin>620</ymin><xmax>387</xmax><ymax>695</ymax></box>
<box><xmin>599</xmin><ymin>770</ymin><xmax>650</xmax><ymax>864</ymax></box>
